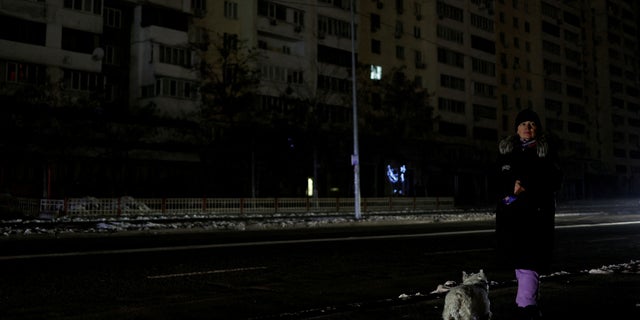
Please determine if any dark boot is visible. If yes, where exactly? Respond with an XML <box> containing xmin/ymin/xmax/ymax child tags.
<box><xmin>517</xmin><ymin>305</ymin><xmax>542</xmax><ymax>320</ymax></box>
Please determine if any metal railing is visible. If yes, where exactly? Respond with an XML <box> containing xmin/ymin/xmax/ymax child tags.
<box><xmin>8</xmin><ymin>196</ymin><xmax>455</xmax><ymax>218</ymax></box>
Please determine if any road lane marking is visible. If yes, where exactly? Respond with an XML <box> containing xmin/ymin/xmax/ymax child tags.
<box><xmin>0</xmin><ymin>230</ymin><xmax>495</xmax><ymax>261</ymax></box>
<box><xmin>147</xmin><ymin>266</ymin><xmax>268</xmax><ymax>279</ymax></box>
<box><xmin>2</xmin><ymin>220</ymin><xmax>640</xmax><ymax>261</ymax></box>
<box><xmin>556</xmin><ymin>220</ymin><xmax>640</xmax><ymax>229</ymax></box>
<box><xmin>427</xmin><ymin>248</ymin><xmax>493</xmax><ymax>256</ymax></box>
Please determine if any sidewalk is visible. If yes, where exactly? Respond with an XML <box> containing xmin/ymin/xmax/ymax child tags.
<box><xmin>303</xmin><ymin>272</ymin><xmax>640</xmax><ymax>319</ymax></box>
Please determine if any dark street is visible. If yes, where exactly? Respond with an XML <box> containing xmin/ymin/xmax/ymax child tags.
<box><xmin>1</xmin><ymin>212</ymin><xmax>639</xmax><ymax>319</ymax></box>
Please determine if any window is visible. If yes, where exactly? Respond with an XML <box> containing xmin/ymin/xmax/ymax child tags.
<box><xmin>543</xmin><ymin>59</ymin><xmax>561</xmax><ymax>75</ymax></box>
<box><xmin>414</xmin><ymin>75</ymin><xmax>423</xmax><ymax>88</ymax></box>
<box><xmin>224</xmin><ymin>1</ymin><xmax>238</xmax><ymax>19</ymax></box>
<box><xmin>564</xmin><ymin>30</ymin><xmax>580</xmax><ymax>44</ymax></box>
<box><xmin>103</xmin><ymin>45</ymin><xmax>122</xmax><ymax>66</ymax></box>
<box><xmin>287</xmin><ymin>70</ymin><xmax>303</xmax><ymax>84</ymax></box>
<box><xmin>546</xmin><ymin>118</ymin><xmax>563</xmax><ymax>131</ymax></box>
<box><xmin>1</xmin><ymin>60</ymin><xmax>46</xmax><ymax>85</ymax></box>
<box><xmin>415</xmin><ymin>50</ymin><xmax>425</xmax><ymax>68</ymax></box>
<box><xmin>438</xmin><ymin>48</ymin><xmax>464</xmax><ymax>68</ymax></box>
<box><xmin>473</xmin><ymin>81</ymin><xmax>496</xmax><ymax>98</ymax></box>
<box><xmin>371</xmin><ymin>14</ymin><xmax>381</xmax><ymax>32</ymax></box>
<box><xmin>542</xmin><ymin>40</ymin><xmax>561</xmax><ymax>55</ymax></box>
<box><xmin>440</xmin><ymin>74</ymin><xmax>465</xmax><ymax>91</ymax></box>
<box><xmin>470</xmin><ymin>35</ymin><xmax>495</xmax><ymax>54</ymax></box>
<box><xmin>438</xmin><ymin>97</ymin><xmax>465</xmax><ymax>113</ymax></box>
<box><xmin>319</xmin><ymin>0</ymin><xmax>351</xmax><ymax>11</ymax></box>
<box><xmin>568</xmin><ymin>122</ymin><xmax>585</xmax><ymax>134</ymax></box>
<box><xmin>542</xmin><ymin>21</ymin><xmax>560</xmax><ymax>37</ymax></box>
<box><xmin>474</xmin><ymin>127</ymin><xmax>497</xmax><ymax>141</ymax></box>
<box><xmin>191</xmin><ymin>0</ymin><xmax>206</xmax><ymax>11</ymax></box>
<box><xmin>370</xmin><ymin>65</ymin><xmax>382</xmax><ymax>80</ymax></box>
<box><xmin>472</xmin><ymin>58</ymin><xmax>495</xmax><ymax>76</ymax></box>
<box><xmin>610</xmin><ymin>81</ymin><xmax>623</xmax><ymax>94</ymax></box>
<box><xmin>396</xmin><ymin>46</ymin><xmax>405</xmax><ymax>60</ymax></box>
<box><xmin>318</xmin><ymin>15</ymin><xmax>351</xmax><ymax>39</ymax></box>
<box><xmin>437</xmin><ymin>25</ymin><xmax>463</xmax><ymax>44</ymax></box>
<box><xmin>63</xmin><ymin>69</ymin><xmax>105</xmax><ymax>91</ymax></box>
<box><xmin>0</xmin><ymin>14</ymin><xmax>46</xmax><ymax>46</ymax></box>
<box><xmin>153</xmin><ymin>77</ymin><xmax>197</xmax><ymax>99</ymax></box>
<box><xmin>470</xmin><ymin>13</ymin><xmax>493</xmax><ymax>32</ymax></box>
<box><xmin>566</xmin><ymin>85</ymin><xmax>583</xmax><ymax>98</ymax></box>
<box><xmin>223</xmin><ymin>33</ymin><xmax>238</xmax><ymax>52</ymax></box>
<box><xmin>63</xmin><ymin>0</ymin><xmax>102</xmax><ymax>15</ymax></box>
<box><xmin>473</xmin><ymin>104</ymin><xmax>496</xmax><ymax>120</ymax></box>
<box><xmin>318</xmin><ymin>74</ymin><xmax>350</xmax><ymax>94</ymax></box>
<box><xmin>437</xmin><ymin>1</ymin><xmax>463</xmax><ymax>22</ymax></box>
<box><xmin>396</xmin><ymin>0</ymin><xmax>404</xmax><ymax>14</ymax></box>
<box><xmin>439</xmin><ymin>121</ymin><xmax>467</xmax><ymax>137</ymax></box>
<box><xmin>159</xmin><ymin>45</ymin><xmax>192</xmax><ymax>67</ymax></box>
<box><xmin>104</xmin><ymin>7</ymin><xmax>122</xmax><ymax>28</ymax></box>
<box><xmin>545</xmin><ymin>99</ymin><xmax>562</xmax><ymax>113</ymax></box>
<box><xmin>414</xmin><ymin>1</ymin><xmax>422</xmax><ymax>18</ymax></box>
<box><xmin>565</xmin><ymin>48</ymin><xmax>581</xmax><ymax>62</ymax></box>
<box><xmin>395</xmin><ymin>21</ymin><xmax>403</xmax><ymax>38</ymax></box>
<box><xmin>260</xmin><ymin>64</ymin><xmax>286</xmax><ymax>82</ymax></box>
<box><xmin>371</xmin><ymin>39</ymin><xmax>381</xmax><ymax>54</ymax></box>
<box><xmin>318</xmin><ymin>45</ymin><xmax>351</xmax><ymax>67</ymax></box>
<box><xmin>62</xmin><ymin>28</ymin><xmax>100</xmax><ymax>54</ymax></box>
<box><xmin>293</xmin><ymin>9</ymin><xmax>304</xmax><ymax>26</ymax></box>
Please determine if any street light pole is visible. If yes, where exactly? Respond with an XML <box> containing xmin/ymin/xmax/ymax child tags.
<box><xmin>350</xmin><ymin>0</ymin><xmax>361</xmax><ymax>220</ymax></box>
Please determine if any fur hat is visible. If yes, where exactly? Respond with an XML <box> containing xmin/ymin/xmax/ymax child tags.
<box><xmin>514</xmin><ymin>109</ymin><xmax>542</xmax><ymax>131</ymax></box>
<box><xmin>499</xmin><ymin>134</ymin><xmax>549</xmax><ymax>157</ymax></box>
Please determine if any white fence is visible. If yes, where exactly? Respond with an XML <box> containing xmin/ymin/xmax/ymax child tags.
<box><xmin>17</xmin><ymin>196</ymin><xmax>456</xmax><ymax>218</ymax></box>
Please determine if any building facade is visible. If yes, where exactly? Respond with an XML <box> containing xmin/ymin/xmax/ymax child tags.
<box><xmin>1</xmin><ymin>0</ymin><xmax>639</xmax><ymax>203</ymax></box>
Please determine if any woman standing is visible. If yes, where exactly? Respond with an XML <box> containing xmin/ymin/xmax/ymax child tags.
<box><xmin>495</xmin><ymin>108</ymin><xmax>562</xmax><ymax>319</ymax></box>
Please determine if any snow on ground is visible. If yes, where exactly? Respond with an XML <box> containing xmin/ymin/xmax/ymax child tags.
<box><xmin>416</xmin><ymin>259</ymin><xmax>640</xmax><ymax>300</ymax></box>
<box><xmin>0</xmin><ymin>209</ymin><xmax>495</xmax><ymax>237</ymax></box>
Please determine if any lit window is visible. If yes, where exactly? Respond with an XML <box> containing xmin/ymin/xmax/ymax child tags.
<box><xmin>370</xmin><ymin>65</ymin><xmax>382</xmax><ymax>80</ymax></box>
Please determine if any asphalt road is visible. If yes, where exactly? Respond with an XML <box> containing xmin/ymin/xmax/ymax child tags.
<box><xmin>1</xmin><ymin>213</ymin><xmax>639</xmax><ymax>319</ymax></box>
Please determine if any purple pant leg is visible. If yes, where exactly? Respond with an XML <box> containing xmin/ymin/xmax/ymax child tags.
<box><xmin>515</xmin><ymin>269</ymin><xmax>539</xmax><ymax>307</ymax></box>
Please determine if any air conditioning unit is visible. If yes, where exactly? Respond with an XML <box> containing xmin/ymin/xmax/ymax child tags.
<box><xmin>92</xmin><ymin>47</ymin><xmax>104</xmax><ymax>61</ymax></box>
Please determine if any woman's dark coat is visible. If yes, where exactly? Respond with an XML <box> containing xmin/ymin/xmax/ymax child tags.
<box><xmin>495</xmin><ymin>134</ymin><xmax>562</xmax><ymax>273</ymax></box>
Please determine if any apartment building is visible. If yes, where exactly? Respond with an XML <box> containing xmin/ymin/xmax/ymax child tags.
<box><xmin>2</xmin><ymin>0</ymin><xmax>640</xmax><ymax>201</ymax></box>
<box><xmin>0</xmin><ymin>0</ymin><xmax>202</xmax><ymax>197</ymax></box>
<box><xmin>357</xmin><ymin>0</ymin><xmax>498</xmax><ymax>201</ymax></box>
<box><xmin>0</xmin><ymin>0</ymin><xmax>199</xmax><ymax>116</ymax></box>
<box><xmin>495</xmin><ymin>0</ymin><xmax>640</xmax><ymax>198</ymax></box>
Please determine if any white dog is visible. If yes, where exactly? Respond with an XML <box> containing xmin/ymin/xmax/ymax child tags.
<box><xmin>442</xmin><ymin>270</ymin><xmax>492</xmax><ymax>320</ymax></box>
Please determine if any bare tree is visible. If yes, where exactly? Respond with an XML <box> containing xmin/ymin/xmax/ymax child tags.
<box><xmin>357</xmin><ymin>65</ymin><xmax>433</xmax><ymax>141</ymax></box>
<box><xmin>197</xmin><ymin>33</ymin><xmax>262</xmax><ymax>130</ymax></box>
